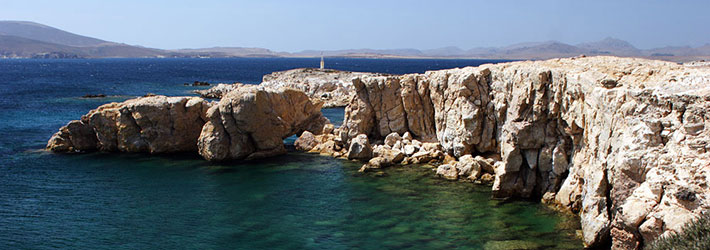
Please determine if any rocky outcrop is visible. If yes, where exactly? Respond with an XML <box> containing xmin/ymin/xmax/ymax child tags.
<box><xmin>48</xmin><ymin>96</ymin><xmax>210</xmax><ymax>153</ymax></box>
<box><xmin>193</xmin><ymin>83</ymin><xmax>245</xmax><ymax>99</ymax></box>
<box><xmin>300</xmin><ymin>56</ymin><xmax>710</xmax><ymax>249</ymax></box>
<box><xmin>197</xmin><ymin>85</ymin><xmax>328</xmax><ymax>161</ymax></box>
<box><xmin>261</xmin><ymin>68</ymin><xmax>385</xmax><ymax>107</ymax></box>
<box><xmin>436</xmin><ymin>154</ymin><xmax>497</xmax><ymax>183</ymax></box>
<box><xmin>195</xmin><ymin>68</ymin><xmax>385</xmax><ymax>108</ymax></box>
<box><xmin>48</xmin><ymin>87</ymin><xmax>329</xmax><ymax>161</ymax></box>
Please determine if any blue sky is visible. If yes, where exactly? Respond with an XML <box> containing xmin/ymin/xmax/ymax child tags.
<box><xmin>1</xmin><ymin>0</ymin><xmax>708</xmax><ymax>51</ymax></box>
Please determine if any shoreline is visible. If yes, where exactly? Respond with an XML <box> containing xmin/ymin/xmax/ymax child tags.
<box><xmin>45</xmin><ymin>55</ymin><xmax>710</xmax><ymax>248</ymax></box>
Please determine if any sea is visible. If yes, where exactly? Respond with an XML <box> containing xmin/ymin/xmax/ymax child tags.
<box><xmin>0</xmin><ymin>58</ymin><xmax>582</xmax><ymax>249</ymax></box>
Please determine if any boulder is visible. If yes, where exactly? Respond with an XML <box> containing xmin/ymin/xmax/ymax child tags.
<box><xmin>436</xmin><ymin>164</ymin><xmax>458</xmax><ymax>180</ymax></box>
<box><xmin>403</xmin><ymin>145</ymin><xmax>417</xmax><ymax>156</ymax></box>
<box><xmin>322</xmin><ymin>123</ymin><xmax>335</xmax><ymax>134</ymax></box>
<box><xmin>384</xmin><ymin>132</ymin><xmax>401</xmax><ymax>147</ymax></box>
<box><xmin>456</xmin><ymin>154</ymin><xmax>483</xmax><ymax>180</ymax></box>
<box><xmin>347</xmin><ymin>134</ymin><xmax>372</xmax><ymax>160</ymax></box>
<box><xmin>402</xmin><ymin>131</ymin><xmax>413</xmax><ymax>141</ymax></box>
<box><xmin>295</xmin><ymin>131</ymin><xmax>318</xmax><ymax>151</ymax></box>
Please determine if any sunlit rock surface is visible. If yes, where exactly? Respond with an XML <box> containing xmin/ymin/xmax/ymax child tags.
<box><xmin>302</xmin><ymin>56</ymin><xmax>710</xmax><ymax>248</ymax></box>
<box><xmin>49</xmin><ymin>86</ymin><xmax>329</xmax><ymax>161</ymax></box>
<box><xmin>195</xmin><ymin>68</ymin><xmax>385</xmax><ymax>108</ymax></box>
<box><xmin>47</xmin><ymin>96</ymin><xmax>210</xmax><ymax>153</ymax></box>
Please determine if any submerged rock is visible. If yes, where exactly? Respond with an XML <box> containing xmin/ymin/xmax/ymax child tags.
<box><xmin>483</xmin><ymin>240</ymin><xmax>542</xmax><ymax>250</ymax></box>
<box><xmin>81</xmin><ymin>94</ymin><xmax>106</xmax><ymax>98</ymax></box>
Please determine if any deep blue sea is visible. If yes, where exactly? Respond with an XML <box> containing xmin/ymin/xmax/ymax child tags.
<box><xmin>0</xmin><ymin>58</ymin><xmax>581</xmax><ymax>249</ymax></box>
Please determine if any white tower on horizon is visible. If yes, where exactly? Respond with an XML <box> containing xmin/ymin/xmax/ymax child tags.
<box><xmin>320</xmin><ymin>53</ymin><xmax>325</xmax><ymax>69</ymax></box>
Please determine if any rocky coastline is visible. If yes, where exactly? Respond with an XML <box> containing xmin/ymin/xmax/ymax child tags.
<box><xmin>48</xmin><ymin>86</ymin><xmax>329</xmax><ymax>161</ymax></box>
<box><xmin>48</xmin><ymin>56</ymin><xmax>710</xmax><ymax>249</ymax></box>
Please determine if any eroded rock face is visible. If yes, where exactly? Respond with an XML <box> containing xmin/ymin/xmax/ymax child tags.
<box><xmin>197</xmin><ymin>85</ymin><xmax>328</xmax><ymax>161</ymax></box>
<box><xmin>47</xmin><ymin>96</ymin><xmax>210</xmax><ymax>153</ymax></box>
<box><xmin>331</xmin><ymin>56</ymin><xmax>710</xmax><ymax>248</ymax></box>
<box><xmin>48</xmin><ymin>87</ymin><xmax>329</xmax><ymax>162</ymax></box>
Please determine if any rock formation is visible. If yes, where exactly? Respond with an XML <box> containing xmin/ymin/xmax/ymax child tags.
<box><xmin>300</xmin><ymin>56</ymin><xmax>710</xmax><ymax>249</ymax></box>
<box><xmin>48</xmin><ymin>86</ymin><xmax>329</xmax><ymax>161</ymax></box>
<box><xmin>47</xmin><ymin>96</ymin><xmax>210</xmax><ymax>153</ymax></box>
<box><xmin>193</xmin><ymin>83</ymin><xmax>245</xmax><ymax>99</ymax></box>
<box><xmin>261</xmin><ymin>68</ymin><xmax>388</xmax><ymax>108</ymax></box>
<box><xmin>197</xmin><ymin>85</ymin><xmax>328</xmax><ymax>161</ymax></box>
<box><xmin>195</xmin><ymin>68</ymin><xmax>385</xmax><ymax>107</ymax></box>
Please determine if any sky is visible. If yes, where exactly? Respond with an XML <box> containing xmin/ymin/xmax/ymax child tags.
<box><xmin>1</xmin><ymin>0</ymin><xmax>709</xmax><ymax>52</ymax></box>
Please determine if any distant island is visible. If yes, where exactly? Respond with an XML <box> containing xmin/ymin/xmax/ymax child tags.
<box><xmin>1</xmin><ymin>20</ymin><xmax>709</xmax><ymax>62</ymax></box>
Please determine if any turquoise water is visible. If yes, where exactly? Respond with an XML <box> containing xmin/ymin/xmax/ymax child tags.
<box><xmin>4</xmin><ymin>152</ymin><xmax>581</xmax><ymax>249</ymax></box>
<box><xmin>0</xmin><ymin>58</ymin><xmax>581</xmax><ymax>249</ymax></box>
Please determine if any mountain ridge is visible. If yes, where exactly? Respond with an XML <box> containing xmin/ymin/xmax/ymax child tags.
<box><xmin>1</xmin><ymin>20</ymin><xmax>708</xmax><ymax>62</ymax></box>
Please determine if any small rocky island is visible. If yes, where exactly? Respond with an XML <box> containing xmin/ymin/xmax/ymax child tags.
<box><xmin>48</xmin><ymin>56</ymin><xmax>710</xmax><ymax>249</ymax></box>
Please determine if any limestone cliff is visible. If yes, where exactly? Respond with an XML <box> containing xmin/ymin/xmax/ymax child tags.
<box><xmin>305</xmin><ymin>56</ymin><xmax>710</xmax><ymax>249</ymax></box>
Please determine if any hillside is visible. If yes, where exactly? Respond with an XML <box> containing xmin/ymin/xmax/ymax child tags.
<box><xmin>172</xmin><ymin>47</ymin><xmax>288</xmax><ymax>57</ymax></box>
<box><xmin>0</xmin><ymin>21</ymin><xmax>169</xmax><ymax>58</ymax></box>
<box><xmin>0</xmin><ymin>34</ymin><xmax>85</xmax><ymax>58</ymax></box>
<box><xmin>0</xmin><ymin>21</ymin><xmax>109</xmax><ymax>47</ymax></box>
